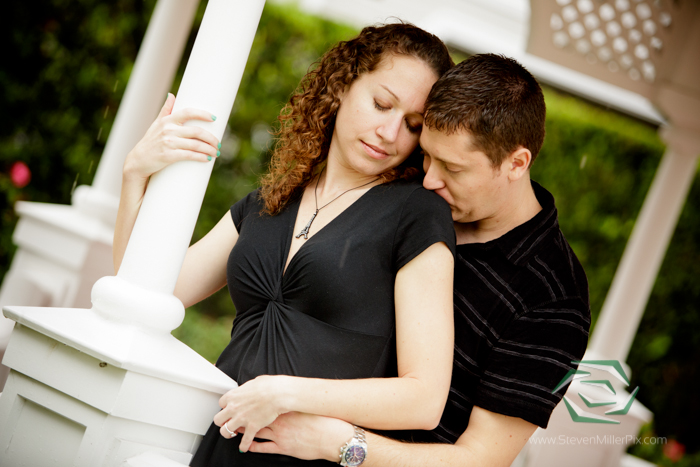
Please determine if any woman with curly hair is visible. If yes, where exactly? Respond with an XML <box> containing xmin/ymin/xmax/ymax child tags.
<box><xmin>114</xmin><ymin>23</ymin><xmax>455</xmax><ymax>466</ymax></box>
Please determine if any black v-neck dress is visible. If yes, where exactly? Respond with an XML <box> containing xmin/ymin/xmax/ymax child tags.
<box><xmin>191</xmin><ymin>179</ymin><xmax>455</xmax><ymax>467</ymax></box>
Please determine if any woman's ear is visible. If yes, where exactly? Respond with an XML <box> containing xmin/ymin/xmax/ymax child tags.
<box><xmin>336</xmin><ymin>83</ymin><xmax>350</xmax><ymax>103</ymax></box>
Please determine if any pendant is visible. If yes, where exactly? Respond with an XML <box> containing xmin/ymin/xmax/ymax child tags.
<box><xmin>296</xmin><ymin>210</ymin><xmax>319</xmax><ymax>240</ymax></box>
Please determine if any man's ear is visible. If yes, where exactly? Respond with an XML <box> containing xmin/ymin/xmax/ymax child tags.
<box><xmin>506</xmin><ymin>147</ymin><xmax>532</xmax><ymax>181</ymax></box>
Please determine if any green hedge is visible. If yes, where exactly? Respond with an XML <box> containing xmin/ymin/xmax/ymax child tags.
<box><xmin>1</xmin><ymin>0</ymin><xmax>155</xmax><ymax>278</ymax></box>
<box><xmin>2</xmin><ymin>1</ymin><xmax>698</xmax><ymax>461</ymax></box>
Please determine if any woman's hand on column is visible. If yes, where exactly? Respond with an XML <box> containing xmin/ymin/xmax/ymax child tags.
<box><xmin>113</xmin><ymin>94</ymin><xmax>220</xmax><ymax>273</ymax></box>
<box><xmin>214</xmin><ymin>375</ymin><xmax>290</xmax><ymax>452</ymax></box>
<box><xmin>123</xmin><ymin>93</ymin><xmax>221</xmax><ymax>183</ymax></box>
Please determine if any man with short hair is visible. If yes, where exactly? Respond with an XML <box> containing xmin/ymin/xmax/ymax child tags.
<box><xmin>243</xmin><ymin>54</ymin><xmax>591</xmax><ymax>466</ymax></box>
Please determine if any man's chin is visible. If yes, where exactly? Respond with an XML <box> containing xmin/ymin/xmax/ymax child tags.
<box><xmin>452</xmin><ymin>210</ymin><xmax>476</xmax><ymax>224</ymax></box>
<box><xmin>449</xmin><ymin>206</ymin><xmax>465</xmax><ymax>222</ymax></box>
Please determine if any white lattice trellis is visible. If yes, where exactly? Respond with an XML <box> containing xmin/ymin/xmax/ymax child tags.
<box><xmin>529</xmin><ymin>0</ymin><xmax>696</xmax><ymax>99</ymax></box>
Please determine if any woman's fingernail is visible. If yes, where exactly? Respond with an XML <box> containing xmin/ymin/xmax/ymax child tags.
<box><xmin>216</xmin><ymin>150</ymin><xmax>220</xmax><ymax>157</ymax></box>
<box><xmin>208</xmin><ymin>156</ymin><xmax>212</xmax><ymax>161</ymax></box>
<box><xmin>211</xmin><ymin>115</ymin><xmax>217</xmax><ymax>121</ymax></box>
<box><xmin>218</xmin><ymin>142</ymin><xmax>221</xmax><ymax>149</ymax></box>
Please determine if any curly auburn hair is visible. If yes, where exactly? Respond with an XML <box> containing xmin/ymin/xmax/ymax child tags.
<box><xmin>259</xmin><ymin>22</ymin><xmax>453</xmax><ymax>215</ymax></box>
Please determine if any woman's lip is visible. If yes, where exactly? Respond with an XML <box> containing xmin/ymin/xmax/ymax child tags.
<box><xmin>362</xmin><ymin>141</ymin><xmax>390</xmax><ymax>159</ymax></box>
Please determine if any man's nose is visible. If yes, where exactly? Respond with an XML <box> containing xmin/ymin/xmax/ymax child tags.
<box><xmin>422</xmin><ymin>158</ymin><xmax>445</xmax><ymax>191</ymax></box>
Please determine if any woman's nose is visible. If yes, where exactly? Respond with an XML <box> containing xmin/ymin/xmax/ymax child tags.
<box><xmin>376</xmin><ymin>114</ymin><xmax>403</xmax><ymax>143</ymax></box>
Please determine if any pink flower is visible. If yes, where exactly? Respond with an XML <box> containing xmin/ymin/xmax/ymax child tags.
<box><xmin>10</xmin><ymin>161</ymin><xmax>31</xmax><ymax>188</ymax></box>
<box><xmin>663</xmin><ymin>439</ymin><xmax>685</xmax><ymax>462</ymax></box>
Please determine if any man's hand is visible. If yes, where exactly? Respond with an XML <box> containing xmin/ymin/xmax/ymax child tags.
<box><xmin>247</xmin><ymin>406</ymin><xmax>537</xmax><ymax>467</ymax></box>
<box><xmin>246</xmin><ymin>412</ymin><xmax>355</xmax><ymax>462</ymax></box>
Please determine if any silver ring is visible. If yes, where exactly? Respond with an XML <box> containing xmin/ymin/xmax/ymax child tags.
<box><xmin>224</xmin><ymin>421</ymin><xmax>236</xmax><ymax>436</ymax></box>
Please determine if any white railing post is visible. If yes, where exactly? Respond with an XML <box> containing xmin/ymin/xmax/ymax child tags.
<box><xmin>91</xmin><ymin>0</ymin><xmax>266</xmax><ymax>331</ymax></box>
<box><xmin>0</xmin><ymin>0</ymin><xmax>199</xmax><ymax>390</ymax></box>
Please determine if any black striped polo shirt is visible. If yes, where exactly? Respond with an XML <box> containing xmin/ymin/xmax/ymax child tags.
<box><xmin>407</xmin><ymin>181</ymin><xmax>590</xmax><ymax>444</ymax></box>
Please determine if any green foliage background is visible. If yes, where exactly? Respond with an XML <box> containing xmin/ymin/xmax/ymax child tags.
<box><xmin>1</xmin><ymin>1</ymin><xmax>698</xmax><ymax>463</ymax></box>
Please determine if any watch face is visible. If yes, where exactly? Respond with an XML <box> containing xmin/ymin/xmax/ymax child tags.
<box><xmin>344</xmin><ymin>445</ymin><xmax>366</xmax><ymax>466</ymax></box>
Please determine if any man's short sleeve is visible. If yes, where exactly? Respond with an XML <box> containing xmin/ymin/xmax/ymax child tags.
<box><xmin>392</xmin><ymin>187</ymin><xmax>456</xmax><ymax>272</ymax></box>
<box><xmin>473</xmin><ymin>298</ymin><xmax>590</xmax><ymax>428</ymax></box>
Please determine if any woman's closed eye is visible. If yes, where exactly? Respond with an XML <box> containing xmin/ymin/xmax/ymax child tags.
<box><xmin>375</xmin><ymin>100</ymin><xmax>422</xmax><ymax>133</ymax></box>
<box><xmin>374</xmin><ymin>100</ymin><xmax>390</xmax><ymax>111</ymax></box>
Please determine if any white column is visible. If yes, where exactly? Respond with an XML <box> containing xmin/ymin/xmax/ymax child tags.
<box><xmin>1</xmin><ymin>1</ymin><xmax>266</xmax><ymax>465</ymax></box>
<box><xmin>72</xmin><ymin>0</ymin><xmax>200</xmax><ymax>226</ymax></box>
<box><xmin>91</xmin><ymin>0</ymin><xmax>266</xmax><ymax>332</ymax></box>
<box><xmin>0</xmin><ymin>0</ymin><xmax>200</xmax><ymax>391</ymax></box>
<box><xmin>589</xmin><ymin>126</ymin><xmax>700</xmax><ymax>362</ymax></box>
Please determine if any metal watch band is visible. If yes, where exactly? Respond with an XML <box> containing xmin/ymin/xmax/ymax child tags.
<box><xmin>339</xmin><ymin>425</ymin><xmax>367</xmax><ymax>466</ymax></box>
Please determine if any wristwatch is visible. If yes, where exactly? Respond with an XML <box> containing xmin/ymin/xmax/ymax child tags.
<box><xmin>339</xmin><ymin>425</ymin><xmax>367</xmax><ymax>466</ymax></box>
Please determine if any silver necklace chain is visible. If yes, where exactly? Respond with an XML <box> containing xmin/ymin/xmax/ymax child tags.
<box><xmin>295</xmin><ymin>168</ymin><xmax>380</xmax><ymax>240</ymax></box>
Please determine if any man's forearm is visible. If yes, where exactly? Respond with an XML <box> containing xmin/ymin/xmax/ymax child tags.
<box><xmin>363</xmin><ymin>432</ymin><xmax>475</xmax><ymax>467</ymax></box>
<box><xmin>362</xmin><ymin>407</ymin><xmax>535</xmax><ymax>467</ymax></box>
<box><xmin>249</xmin><ymin>419</ymin><xmax>477</xmax><ymax>466</ymax></box>
<box><xmin>249</xmin><ymin>408</ymin><xmax>534</xmax><ymax>467</ymax></box>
